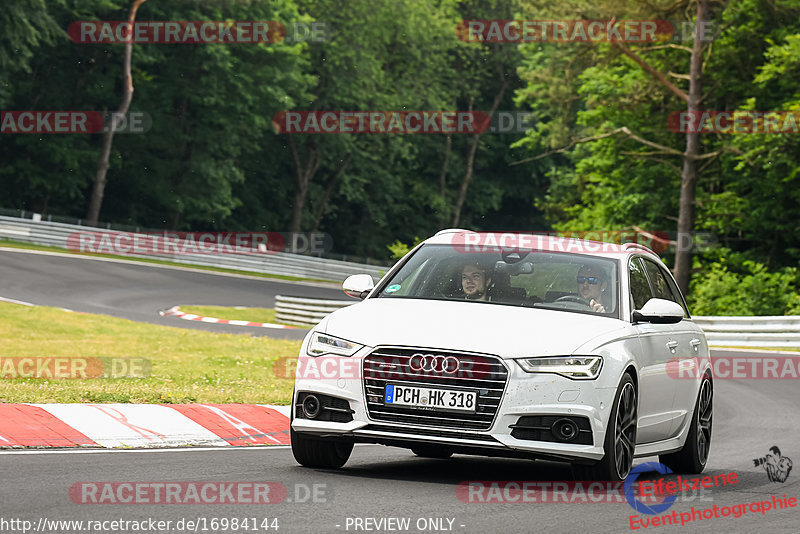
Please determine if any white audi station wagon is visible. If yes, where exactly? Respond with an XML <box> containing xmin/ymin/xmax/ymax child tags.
<box><xmin>290</xmin><ymin>230</ymin><xmax>713</xmax><ymax>481</ymax></box>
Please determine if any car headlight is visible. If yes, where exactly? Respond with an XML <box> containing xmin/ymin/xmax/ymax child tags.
<box><xmin>306</xmin><ymin>332</ymin><xmax>363</xmax><ymax>357</ymax></box>
<box><xmin>515</xmin><ymin>355</ymin><xmax>603</xmax><ymax>379</ymax></box>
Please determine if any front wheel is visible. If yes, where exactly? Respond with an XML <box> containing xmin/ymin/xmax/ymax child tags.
<box><xmin>290</xmin><ymin>427</ymin><xmax>353</xmax><ymax>469</ymax></box>
<box><xmin>572</xmin><ymin>373</ymin><xmax>637</xmax><ymax>481</ymax></box>
<box><xmin>660</xmin><ymin>375</ymin><xmax>712</xmax><ymax>474</ymax></box>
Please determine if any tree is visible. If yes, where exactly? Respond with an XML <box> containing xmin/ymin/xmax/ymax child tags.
<box><xmin>85</xmin><ymin>0</ymin><xmax>148</xmax><ymax>225</ymax></box>
<box><xmin>447</xmin><ymin>0</ymin><xmax>521</xmax><ymax>228</ymax></box>
<box><xmin>284</xmin><ymin>0</ymin><xmax>459</xmax><ymax>234</ymax></box>
<box><xmin>514</xmin><ymin>0</ymin><xmax>800</xmax><ymax>296</ymax></box>
<box><xmin>0</xmin><ymin>0</ymin><xmax>64</xmax><ymax>106</ymax></box>
<box><xmin>514</xmin><ymin>1</ymin><xmax>715</xmax><ymax>293</ymax></box>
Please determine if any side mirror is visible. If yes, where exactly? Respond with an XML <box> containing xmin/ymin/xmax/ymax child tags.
<box><xmin>632</xmin><ymin>298</ymin><xmax>684</xmax><ymax>324</ymax></box>
<box><xmin>342</xmin><ymin>274</ymin><xmax>374</xmax><ymax>299</ymax></box>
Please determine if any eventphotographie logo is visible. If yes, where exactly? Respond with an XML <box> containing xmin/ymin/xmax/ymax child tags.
<box><xmin>753</xmin><ymin>446</ymin><xmax>793</xmax><ymax>483</ymax></box>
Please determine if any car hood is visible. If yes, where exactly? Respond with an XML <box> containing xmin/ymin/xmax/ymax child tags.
<box><xmin>323</xmin><ymin>298</ymin><xmax>630</xmax><ymax>357</ymax></box>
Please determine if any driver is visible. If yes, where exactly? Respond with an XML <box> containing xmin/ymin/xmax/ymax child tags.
<box><xmin>461</xmin><ymin>260</ymin><xmax>493</xmax><ymax>301</ymax></box>
<box><xmin>576</xmin><ymin>264</ymin><xmax>608</xmax><ymax>313</ymax></box>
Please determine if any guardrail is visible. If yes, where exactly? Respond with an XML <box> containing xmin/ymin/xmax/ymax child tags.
<box><xmin>271</xmin><ymin>300</ymin><xmax>800</xmax><ymax>346</ymax></box>
<box><xmin>275</xmin><ymin>295</ymin><xmax>356</xmax><ymax>326</ymax></box>
<box><xmin>693</xmin><ymin>316</ymin><xmax>800</xmax><ymax>348</ymax></box>
<box><xmin>0</xmin><ymin>215</ymin><xmax>388</xmax><ymax>282</ymax></box>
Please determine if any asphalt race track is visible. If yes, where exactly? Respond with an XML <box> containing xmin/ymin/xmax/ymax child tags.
<box><xmin>0</xmin><ymin>380</ymin><xmax>798</xmax><ymax>533</ymax></box>
<box><xmin>0</xmin><ymin>248</ymin><xmax>347</xmax><ymax>339</ymax></box>
<box><xmin>1</xmin><ymin>249</ymin><xmax>799</xmax><ymax>533</ymax></box>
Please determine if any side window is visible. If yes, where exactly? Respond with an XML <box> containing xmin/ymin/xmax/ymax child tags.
<box><xmin>642</xmin><ymin>259</ymin><xmax>689</xmax><ymax>317</ymax></box>
<box><xmin>629</xmin><ymin>258</ymin><xmax>652</xmax><ymax>310</ymax></box>
<box><xmin>643</xmin><ymin>260</ymin><xmax>672</xmax><ymax>301</ymax></box>
<box><xmin>658</xmin><ymin>265</ymin><xmax>690</xmax><ymax>316</ymax></box>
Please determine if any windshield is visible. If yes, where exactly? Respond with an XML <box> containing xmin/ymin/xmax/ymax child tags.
<box><xmin>376</xmin><ymin>244</ymin><xmax>619</xmax><ymax>318</ymax></box>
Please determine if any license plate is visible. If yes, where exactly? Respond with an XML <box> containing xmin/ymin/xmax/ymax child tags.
<box><xmin>384</xmin><ymin>384</ymin><xmax>477</xmax><ymax>413</ymax></box>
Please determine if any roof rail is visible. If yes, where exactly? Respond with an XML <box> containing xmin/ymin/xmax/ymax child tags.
<box><xmin>434</xmin><ymin>228</ymin><xmax>471</xmax><ymax>236</ymax></box>
<box><xmin>623</xmin><ymin>242</ymin><xmax>657</xmax><ymax>255</ymax></box>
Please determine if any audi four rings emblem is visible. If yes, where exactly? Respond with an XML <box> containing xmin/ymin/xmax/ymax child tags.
<box><xmin>408</xmin><ymin>353</ymin><xmax>460</xmax><ymax>374</ymax></box>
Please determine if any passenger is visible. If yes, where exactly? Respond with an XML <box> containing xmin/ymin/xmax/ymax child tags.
<box><xmin>577</xmin><ymin>265</ymin><xmax>609</xmax><ymax>313</ymax></box>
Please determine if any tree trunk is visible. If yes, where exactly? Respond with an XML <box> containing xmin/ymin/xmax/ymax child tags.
<box><xmin>86</xmin><ymin>0</ymin><xmax>148</xmax><ymax>225</ymax></box>
<box><xmin>451</xmin><ymin>77</ymin><xmax>508</xmax><ymax>227</ymax></box>
<box><xmin>451</xmin><ymin>132</ymin><xmax>480</xmax><ymax>227</ymax></box>
<box><xmin>673</xmin><ymin>0</ymin><xmax>707</xmax><ymax>295</ymax></box>
<box><xmin>288</xmin><ymin>135</ymin><xmax>320</xmax><ymax>233</ymax></box>
<box><xmin>311</xmin><ymin>153</ymin><xmax>351</xmax><ymax>233</ymax></box>
<box><xmin>438</xmin><ymin>134</ymin><xmax>451</xmax><ymax>229</ymax></box>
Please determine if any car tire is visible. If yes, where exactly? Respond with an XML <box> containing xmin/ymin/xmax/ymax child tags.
<box><xmin>411</xmin><ymin>446</ymin><xmax>454</xmax><ymax>459</ymax></box>
<box><xmin>571</xmin><ymin>373</ymin><xmax>637</xmax><ymax>481</ymax></box>
<box><xmin>290</xmin><ymin>427</ymin><xmax>353</xmax><ymax>469</ymax></box>
<box><xmin>659</xmin><ymin>374</ymin><xmax>712</xmax><ymax>474</ymax></box>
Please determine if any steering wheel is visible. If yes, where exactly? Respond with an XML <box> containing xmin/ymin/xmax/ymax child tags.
<box><xmin>554</xmin><ymin>295</ymin><xmax>591</xmax><ymax>307</ymax></box>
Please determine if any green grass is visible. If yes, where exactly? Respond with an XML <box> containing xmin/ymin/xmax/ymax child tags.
<box><xmin>180</xmin><ymin>305</ymin><xmax>298</xmax><ymax>326</ymax></box>
<box><xmin>0</xmin><ymin>238</ymin><xmax>336</xmax><ymax>284</ymax></box>
<box><xmin>0</xmin><ymin>301</ymin><xmax>299</xmax><ymax>404</ymax></box>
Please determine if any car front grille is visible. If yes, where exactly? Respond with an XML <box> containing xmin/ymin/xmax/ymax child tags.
<box><xmin>363</xmin><ymin>347</ymin><xmax>509</xmax><ymax>430</ymax></box>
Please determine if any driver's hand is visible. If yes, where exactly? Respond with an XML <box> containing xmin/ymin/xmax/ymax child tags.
<box><xmin>589</xmin><ymin>299</ymin><xmax>606</xmax><ymax>313</ymax></box>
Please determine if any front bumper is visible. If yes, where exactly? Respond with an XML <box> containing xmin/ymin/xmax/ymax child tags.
<box><xmin>291</xmin><ymin>348</ymin><xmax>618</xmax><ymax>463</ymax></box>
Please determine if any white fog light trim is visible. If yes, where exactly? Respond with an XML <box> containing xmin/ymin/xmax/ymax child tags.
<box><xmin>515</xmin><ymin>355</ymin><xmax>603</xmax><ymax>379</ymax></box>
<box><xmin>306</xmin><ymin>332</ymin><xmax>363</xmax><ymax>357</ymax></box>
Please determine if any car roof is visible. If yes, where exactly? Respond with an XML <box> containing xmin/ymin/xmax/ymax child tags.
<box><xmin>425</xmin><ymin>229</ymin><xmax>661</xmax><ymax>261</ymax></box>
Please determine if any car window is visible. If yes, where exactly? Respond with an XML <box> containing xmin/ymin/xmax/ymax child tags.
<box><xmin>644</xmin><ymin>259</ymin><xmax>689</xmax><ymax>316</ymax></box>
<box><xmin>384</xmin><ymin>254</ymin><xmax>431</xmax><ymax>296</ymax></box>
<box><xmin>629</xmin><ymin>258</ymin><xmax>652</xmax><ymax>310</ymax></box>
<box><xmin>642</xmin><ymin>259</ymin><xmax>672</xmax><ymax>301</ymax></box>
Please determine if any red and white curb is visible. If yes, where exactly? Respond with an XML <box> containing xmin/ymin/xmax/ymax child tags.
<box><xmin>159</xmin><ymin>306</ymin><xmax>299</xmax><ymax>330</ymax></box>
<box><xmin>0</xmin><ymin>404</ymin><xmax>291</xmax><ymax>448</ymax></box>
